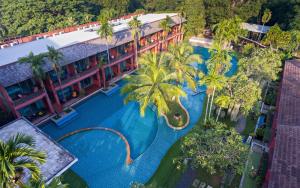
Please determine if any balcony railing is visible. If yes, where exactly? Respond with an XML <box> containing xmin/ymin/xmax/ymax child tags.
<box><xmin>54</xmin><ymin>66</ymin><xmax>98</xmax><ymax>88</ymax></box>
<box><xmin>138</xmin><ymin>41</ymin><xmax>158</xmax><ymax>53</ymax></box>
<box><xmin>14</xmin><ymin>90</ymin><xmax>45</xmax><ymax>107</ymax></box>
<box><xmin>104</xmin><ymin>52</ymin><xmax>134</xmax><ymax>68</ymax></box>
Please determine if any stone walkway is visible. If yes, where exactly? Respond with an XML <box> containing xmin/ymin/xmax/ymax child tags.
<box><xmin>235</xmin><ymin>115</ymin><xmax>246</xmax><ymax>133</ymax></box>
<box><xmin>176</xmin><ymin>167</ymin><xmax>198</xmax><ymax>188</ymax></box>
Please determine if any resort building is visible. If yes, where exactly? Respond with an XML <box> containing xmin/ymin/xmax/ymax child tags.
<box><xmin>0</xmin><ymin>13</ymin><xmax>184</xmax><ymax>123</ymax></box>
<box><xmin>0</xmin><ymin>118</ymin><xmax>77</xmax><ymax>183</ymax></box>
<box><xmin>264</xmin><ymin>59</ymin><xmax>300</xmax><ymax>188</ymax></box>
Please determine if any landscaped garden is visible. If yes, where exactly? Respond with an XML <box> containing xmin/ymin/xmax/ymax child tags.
<box><xmin>164</xmin><ymin>99</ymin><xmax>189</xmax><ymax>128</ymax></box>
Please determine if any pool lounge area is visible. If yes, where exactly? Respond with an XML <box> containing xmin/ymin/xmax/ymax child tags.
<box><xmin>40</xmin><ymin>47</ymin><xmax>238</xmax><ymax>187</ymax></box>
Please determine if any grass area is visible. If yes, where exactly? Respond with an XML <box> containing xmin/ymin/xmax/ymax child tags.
<box><xmin>60</xmin><ymin>169</ymin><xmax>88</xmax><ymax>188</ymax></box>
<box><xmin>241</xmin><ymin>116</ymin><xmax>257</xmax><ymax>136</ymax></box>
<box><xmin>165</xmin><ymin>100</ymin><xmax>188</xmax><ymax>128</ymax></box>
<box><xmin>263</xmin><ymin>127</ymin><xmax>272</xmax><ymax>143</ymax></box>
<box><xmin>146</xmin><ymin>97</ymin><xmax>208</xmax><ymax>187</ymax></box>
<box><xmin>240</xmin><ymin>152</ymin><xmax>262</xmax><ymax>188</ymax></box>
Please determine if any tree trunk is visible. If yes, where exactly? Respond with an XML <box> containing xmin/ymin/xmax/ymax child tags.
<box><xmin>257</xmin><ymin>23</ymin><xmax>265</xmax><ymax>41</ymax></box>
<box><xmin>230</xmin><ymin>103</ymin><xmax>241</xmax><ymax>122</ymax></box>
<box><xmin>204</xmin><ymin>95</ymin><xmax>210</xmax><ymax>123</ymax></box>
<box><xmin>216</xmin><ymin>107</ymin><xmax>222</xmax><ymax>122</ymax></box>
<box><xmin>208</xmin><ymin>86</ymin><xmax>216</xmax><ymax>119</ymax></box>
<box><xmin>134</xmin><ymin>34</ymin><xmax>139</xmax><ymax>68</ymax></box>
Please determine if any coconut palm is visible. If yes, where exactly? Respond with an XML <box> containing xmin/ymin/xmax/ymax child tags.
<box><xmin>128</xmin><ymin>16</ymin><xmax>142</xmax><ymax>67</ymax></box>
<box><xmin>207</xmin><ymin>46</ymin><xmax>232</xmax><ymax>74</ymax></box>
<box><xmin>165</xmin><ymin>42</ymin><xmax>202</xmax><ymax>90</ymax></box>
<box><xmin>159</xmin><ymin>16</ymin><xmax>173</xmax><ymax>50</ymax></box>
<box><xmin>0</xmin><ymin>133</ymin><xmax>46</xmax><ymax>188</ymax></box>
<box><xmin>47</xmin><ymin>46</ymin><xmax>66</xmax><ymax>104</ymax></box>
<box><xmin>258</xmin><ymin>9</ymin><xmax>272</xmax><ymax>41</ymax></box>
<box><xmin>19</xmin><ymin>52</ymin><xmax>47</xmax><ymax>91</ymax></box>
<box><xmin>121</xmin><ymin>52</ymin><xmax>186</xmax><ymax>116</ymax></box>
<box><xmin>213</xmin><ymin>16</ymin><xmax>244</xmax><ymax>49</ymax></box>
<box><xmin>215</xmin><ymin>95</ymin><xmax>231</xmax><ymax>121</ymax></box>
<box><xmin>199</xmin><ymin>70</ymin><xmax>227</xmax><ymax>123</ymax></box>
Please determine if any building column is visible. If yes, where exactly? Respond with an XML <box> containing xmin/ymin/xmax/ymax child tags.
<box><xmin>117</xmin><ymin>63</ymin><xmax>121</xmax><ymax>76</ymax></box>
<box><xmin>44</xmin><ymin>95</ymin><xmax>54</xmax><ymax>113</ymax></box>
<box><xmin>130</xmin><ymin>57</ymin><xmax>135</xmax><ymax>70</ymax></box>
<box><xmin>0</xmin><ymin>85</ymin><xmax>20</xmax><ymax>118</ymax></box>
<box><xmin>101</xmin><ymin>68</ymin><xmax>106</xmax><ymax>88</ymax></box>
<box><xmin>95</xmin><ymin>71</ymin><xmax>101</xmax><ymax>87</ymax></box>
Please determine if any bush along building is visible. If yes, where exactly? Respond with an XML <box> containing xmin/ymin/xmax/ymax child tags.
<box><xmin>0</xmin><ymin>13</ymin><xmax>184</xmax><ymax>123</ymax></box>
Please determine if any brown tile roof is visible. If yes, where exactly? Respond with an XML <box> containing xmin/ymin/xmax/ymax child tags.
<box><xmin>268</xmin><ymin>59</ymin><xmax>300</xmax><ymax>188</ymax></box>
<box><xmin>0</xmin><ymin>15</ymin><xmax>183</xmax><ymax>87</ymax></box>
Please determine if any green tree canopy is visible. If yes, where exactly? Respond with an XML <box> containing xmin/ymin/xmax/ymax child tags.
<box><xmin>262</xmin><ymin>24</ymin><xmax>291</xmax><ymax>50</ymax></box>
<box><xmin>181</xmin><ymin>120</ymin><xmax>248</xmax><ymax>175</ymax></box>
<box><xmin>0</xmin><ymin>133</ymin><xmax>46</xmax><ymax>188</ymax></box>
<box><xmin>121</xmin><ymin>52</ymin><xmax>186</xmax><ymax>116</ymax></box>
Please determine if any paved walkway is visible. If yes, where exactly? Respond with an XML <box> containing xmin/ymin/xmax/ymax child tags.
<box><xmin>235</xmin><ymin>115</ymin><xmax>246</xmax><ymax>133</ymax></box>
<box><xmin>176</xmin><ymin>167</ymin><xmax>198</xmax><ymax>188</ymax></box>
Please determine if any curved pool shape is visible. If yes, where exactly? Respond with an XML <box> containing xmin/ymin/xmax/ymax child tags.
<box><xmin>40</xmin><ymin>46</ymin><xmax>238</xmax><ymax>188</ymax></box>
<box><xmin>59</xmin><ymin>130</ymin><xmax>128</xmax><ymax>184</ymax></box>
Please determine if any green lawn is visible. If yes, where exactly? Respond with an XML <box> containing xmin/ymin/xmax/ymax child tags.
<box><xmin>240</xmin><ymin>152</ymin><xmax>262</xmax><ymax>188</ymax></box>
<box><xmin>242</xmin><ymin>116</ymin><xmax>257</xmax><ymax>136</ymax></box>
<box><xmin>60</xmin><ymin>169</ymin><xmax>88</xmax><ymax>188</ymax></box>
<box><xmin>193</xmin><ymin>168</ymin><xmax>223</xmax><ymax>188</ymax></box>
<box><xmin>165</xmin><ymin>100</ymin><xmax>188</xmax><ymax>128</ymax></box>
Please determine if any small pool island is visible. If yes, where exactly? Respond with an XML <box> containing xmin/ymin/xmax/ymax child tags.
<box><xmin>164</xmin><ymin>99</ymin><xmax>189</xmax><ymax>130</ymax></box>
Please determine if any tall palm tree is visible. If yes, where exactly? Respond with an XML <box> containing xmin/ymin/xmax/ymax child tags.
<box><xmin>19</xmin><ymin>52</ymin><xmax>47</xmax><ymax>92</ymax></box>
<box><xmin>199</xmin><ymin>70</ymin><xmax>227</xmax><ymax>123</ymax></box>
<box><xmin>258</xmin><ymin>9</ymin><xmax>272</xmax><ymax>41</ymax></box>
<box><xmin>128</xmin><ymin>16</ymin><xmax>142</xmax><ymax>68</ymax></box>
<box><xmin>207</xmin><ymin>46</ymin><xmax>232</xmax><ymax>75</ymax></box>
<box><xmin>121</xmin><ymin>52</ymin><xmax>186</xmax><ymax>116</ymax></box>
<box><xmin>159</xmin><ymin>16</ymin><xmax>172</xmax><ymax>50</ymax></box>
<box><xmin>215</xmin><ymin>95</ymin><xmax>230</xmax><ymax>121</ymax></box>
<box><xmin>165</xmin><ymin>42</ymin><xmax>202</xmax><ymax>90</ymax></box>
<box><xmin>47</xmin><ymin>46</ymin><xmax>66</xmax><ymax>104</ymax></box>
<box><xmin>0</xmin><ymin>133</ymin><xmax>46</xmax><ymax>188</ymax></box>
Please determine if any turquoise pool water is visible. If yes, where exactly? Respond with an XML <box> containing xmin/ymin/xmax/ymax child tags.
<box><xmin>41</xmin><ymin>46</ymin><xmax>238</xmax><ymax>187</ymax></box>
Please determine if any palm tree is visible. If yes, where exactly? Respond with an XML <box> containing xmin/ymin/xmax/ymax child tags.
<box><xmin>19</xmin><ymin>52</ymin><xmax>47</xmax><ymax>92</ymax></box>
<box><xmin>215</xmin><ymin>95</ymin><xmax>230</xmax><ymax>121</ymax></box>
<box><xmin>121</xmin><ymin>52</ymin><xmax>186</xmax><ymax>116</ymax></box>
<box><xmin>199</xmin><ymin>70</ymin><xmax>227</xmax><ymax>123</ymax></box>
<box><xmin>0</xmin><ymin>133</ymin><xmax>46</xmax><ymax>188</ymax></box>
<box><xmin>128</xmin><ymin>16</ymin><xmax>142</xmax><ymax>68</ymax></box>
<box><xmin>258</xmin><ymin>9</ymin><xmax>272</xmax><ymax>41</ymax></box>
<box><xmin>47</xmin><ymin>46</ymin><xmax>66</xmax><ymax>104</ymax></box>
<box><xmin>207</xmin><ymin>46</ymin><xmax>232</xmax><ymax>75</ymax></box>
<box><xmin>159</xmin><ymin>16</ymin><xmax>172</xmax><ymax>50</ymax></box>
<box><xmin>165</xmin><ymin>42</ymin><xmax>202</xmax><ymax>90</ymax></box>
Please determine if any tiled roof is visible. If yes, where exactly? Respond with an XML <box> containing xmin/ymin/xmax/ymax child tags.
<box><xmin>0</xmin><ymin>14</ymin><xmax>183</xmax><ymax>87</ymax></box>
<box><xmin>0</xmin><ymin>118</ymin><xmax>77</xmax><ymax>184</ymax></box>
<box><xmin>268</xmin><ymin>59</ymin><xmax>300</xmax><ymax>188</ymax></box>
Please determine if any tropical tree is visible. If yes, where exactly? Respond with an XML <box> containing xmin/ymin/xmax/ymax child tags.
<box><xmin>207</xmin><ymin>46</ymin><xmax>232</xmax><ymax>74</ymax></box>
<box><xmin>47</xmin><ymin>46</ymin><xmax>66</xmax><ymax>104</ymax></box>
<box><xmin>214</xmin><ymin>95</ymin><xmax>230</xmax><ymax>121</ymax></box>
<box><xmin>165</xmin><ymin>42</ymin><xmax>202</xmax><ymax>90</ymax></box>
<box><xmin>222</xmin><ymin>73</ymin><xmax>261</xmax><ymax>121</ymax></box>
<box><xmin>128</xmin><ymin>16</ymin><xmax>142</xmax><ymax>67</ymax></box>
<box><xmin>121</xmin><ymin>52</ymin><xmax>186</xmax><ymax>116</ymax></box>
<box><xmin>0</xmin><ymin>133</ymin><xmax>46</xmax><ymax>188</ymax></box>
<box><xmin>212</xmin><ymin>16</ymin><xmax>245</xmax><ymax>49</ymax></box>
<box><xmin>97</xmin><ymin>10</ymin><xmax>114</xmax><ymax>86</ymax></box>
<box><xmin>159</xmin><ymin>16</ymin><xmax>173</xmax><ymax>50</ymax></box>
<box><xmin>22</xmin><ymin>177</ymin><xmax>68</xmax><ymax>188</ymax></box>
<box><xmin>198</xmin><ymin>70</ymin><xmax>227</xmax><ymax>123</ymax></box>
<box><xmin>258</xmin><ymin>8</ymin><xmax>272</xmax><ymax>41</ymax></box>
<box><xmin>19</xmin><ymin>52</ymin><xmax>47</xmax><ymax>91</ymax></box>
<box><xmin>262</xmin><ymin>24</ymin><xmax>291</xmax><ymax>50</ymax></box>
<box><xmin>0</xmin><ymin>24</ymin><xmax>8</xmax><ymax>42</ymax></box>
<box><xmin>239</xmin><ymin>48</ymin><xmax>282</xmax><ymax>85</ymax></box>
<box><xmin>181</xmin><ymin>120</ymin><xmax>248</xmax><ymax>175</ymax></box>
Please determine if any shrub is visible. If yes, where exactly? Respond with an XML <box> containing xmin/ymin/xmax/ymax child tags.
<box><xmin>255</xmin><ymin>152</ymin><xmax>268</xmax><ymax>187</ymax></box>
<box><xmin>256</xmin><ymin>128</ymin><xmax>265</xmax><ymax>140</ymax></box>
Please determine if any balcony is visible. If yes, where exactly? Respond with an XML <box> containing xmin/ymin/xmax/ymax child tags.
<box><xmin>104</xmin><ymin>52</ymin><xmax>134</xmax><ymax>68</ymax></box>
<box><xmin>14</xmin><ymin>90</ymin><xmax>45</xmax><ymax>108</ymax></box>
<box><xmin>54</xmin><ymin>67</ymin><xmax>99</xmax><ymax>89</ymax></box>
<box><xmin>138</xmin><ymin>41</ymin><xmax>158</xmax><ymax>53</ymax></box>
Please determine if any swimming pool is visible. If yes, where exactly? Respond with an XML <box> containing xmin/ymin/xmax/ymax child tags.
<box><xmin>41</xmin><ymin>46</ymin><xmax>238</xmax><ymax>187</ymax></box>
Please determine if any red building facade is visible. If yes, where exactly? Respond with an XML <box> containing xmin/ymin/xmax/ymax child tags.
<box><xmin>0</xmin><ymin>14</ymin><xmax>184</xmax><ymax>123</ymax></box>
